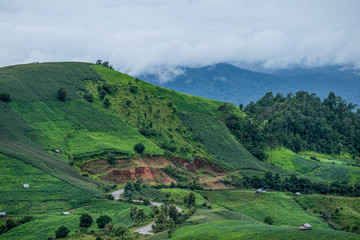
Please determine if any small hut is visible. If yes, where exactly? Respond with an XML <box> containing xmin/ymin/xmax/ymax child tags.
<box><xmin>298</xmin><ymin>223</ymin><xmax>312</xmax><ymax>230</ymax></box>
<box><xmin>256</xmin><ymin>188</ymin><xmax>266</xmax><ymax>193</ymax></box>
<box><xmin>62</xmin><ymin>211</ymin><xmax>70</xmax><ymax>215</ymax></box>
<box><xmin>295</xmin><ymin>192</ymin><xmax>301</xmax><ymax>195</ymax></box>
<box><xmin>23</xmin><ymin>184</ymin><xmax>30</xmax><ymax>189</ymax></box>
<box><xmin>0</xmin><ymin>212</ymin><xmax>6</xmax><ymax>217</ymax></box>
<box><xmin>54</xmin><ymin>149</ymin><xmax>61</xmax><ymax>153</ymax></box>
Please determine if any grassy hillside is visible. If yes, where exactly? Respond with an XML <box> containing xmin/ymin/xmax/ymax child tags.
<box><xmin>171</xmin><ymin>220</ymin><xmax>360</xmax><ymax>240</ymax></box>
<box><xmin>268</xmin><ymin>148</ymin><xmax>360</xmax><ymax>183</ymax></box>
<box><xmin>0</xmin><ymin>154</ymin><xmax>94</xmax><ymax>216</ymax></box>
<box><xmin>296</xmin><ymin>194</ymin><xmax>360</xmax><ymax>232</ymax></box>
<box><xmin>204</xmin><ymin>190</ymin><xmax>329</xmax><ymax>229</ymax></box>
<box><xmin>180</xmin><ymin>112</ymin><xmax>280</xmax><ymax>171</ymax></box>
<box><xmin>1</xmin><ymin>201</ymin><xmax>152</xmax><ymax>240</ymax></box>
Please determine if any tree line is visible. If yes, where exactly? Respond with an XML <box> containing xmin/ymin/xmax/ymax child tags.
<box><xmin>219</xmin><ymin>91</ymin><xmax>360</xmax><ymax>161</ymax></box>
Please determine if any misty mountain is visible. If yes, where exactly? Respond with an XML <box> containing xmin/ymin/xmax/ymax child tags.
<box><xmin>138</xmin><ymin>63</ymin><xmax>360</xmax><ymax>106</ymax></box>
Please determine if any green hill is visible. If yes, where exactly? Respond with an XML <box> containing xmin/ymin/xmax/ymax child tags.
<box><xmin>0</xmin><ymin>62</ymin><xmax>359</xmax><ymax>239</ymax></box>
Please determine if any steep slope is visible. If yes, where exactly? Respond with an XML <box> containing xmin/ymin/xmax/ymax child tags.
<box><xmin>0</xmin><ymin>62</ymin><xmax>281</xmax><ymax>188</ymax></box>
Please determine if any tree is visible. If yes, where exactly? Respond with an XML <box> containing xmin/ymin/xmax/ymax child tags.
<box><xmin>114</xmin><ymin>225</ymin><xmax>128</xmax><ymax>240</ymax></box>
<box><xmin>55</xmin><ymin>226</ymin><xmax>70</xmax><ymax>239</ymax></box>
<box><xmin>96</xmin><ymin>215</ymin><xmax>112</xmax><ymax>229</ymax></box>
<box><xmin>0</xmin><ymin>92</ymin><xmax>10</xmax><ymax>102</ymax></box>
<box><xmin>57</xmin><ymin>87</ymin><xmax>67</xmax><ymax>101</ymax></box>
<box><xmin>130</xmin><ymin>206</ymin><xmax>137</xmax><ymax>220</ymax></box>
<box><xmin>264</xmin><ymin>216</ymin><xmax>274</xmax><ymax>225</ymax></box>
<box><xmin>83</xmin><ymin>93</ymin><xmax>94</xmax><ymax>102</ymax></box>
<box><xmin>239</xmin><ymin>103</ymin><xmax>244</xmax><ymax>111</ymax></box>
<box><xmin>5</xmin><ymin>218</ymin><xmax>17</xmax><ymax>230</ymax></box>
<box><xmin>134</xmin><ymin>143</ymin><xmax>145</xmax><ymax>154</ymax></box>
<box><xmin>107</xmin><ymin>154</ymin><xmax>116</xmax><ymax>165</ymax></box>
<box><xmin>168</xmin><ymin>205</ymin><xmax>179</xmax><ymax>223</ymax></box>
<box><xmin>99</xmin><ymin>90</ymin><xmax>106</xmax><ymax>100</ymax></box>
<box><xmin>135</xmin><ymin>208</ymin><xmax>147</xmax><ymax>222</ymax></box>
<box><xmin>79</xmin><ymin>214</ymin><xmax>93</xmax><ymax>229</ymax></box>
<box><xmin>184</xmin><ymin>192</ymin><xmax>196</xmax><ymax>207</ymax></box>
<box><xmin>103</xmin><ymin>98</ymin><xmax>110</xmax><ymax>108</ymax></box>
<box><xmin>96</xmin><ymin>59</ymin><xmax>102</xmax><ymax>65</ymax></box>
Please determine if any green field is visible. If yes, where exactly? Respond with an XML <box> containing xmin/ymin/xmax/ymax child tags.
<box><xmin>10</xmin><ymin>100</ymin><xmax>163</xmax><ymax>157</ymax></box>
<box><xmin>0</xmin><ymin>154</ymin><xmax>95</xmax><ymax>216</ymax></box>
<box><xmin>268</xmin><ymin>148</ymin><xmax>360</xmax><ymax>183</ymax></box>
<box><xmin>1</xmin><ymin>201</ymin><xmax>152</xmax><ymax>240</ymax></box>
<box><xmin>171</xmin><ymin>220</ymin><xmax>360</xmax><ymax>240</ymax></box>
<box><xmin>180</xmin><ymin>112</ymin><xmax>282</xmax><ymax>171</ymax></box>
<box><xmin>203</xmin><ymin>190</ymin><xmax>329</xmax><ymax>229</ymax></box>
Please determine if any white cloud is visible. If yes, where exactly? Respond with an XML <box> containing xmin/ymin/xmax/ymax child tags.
<box><xmin>1</xmin><ymin>0</ymin><xmax>360</xmax><ymax>74</ymax></box>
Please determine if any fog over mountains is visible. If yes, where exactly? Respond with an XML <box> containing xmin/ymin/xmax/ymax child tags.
<box><xmin>139</xmin><ymin>63</ymin><xmax>360</xmax><ymax>106</ymax></box>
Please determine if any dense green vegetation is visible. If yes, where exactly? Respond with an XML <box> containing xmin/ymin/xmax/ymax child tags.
<box><xmin>244</xmin><ymin>91</ymin><xmax>360</xmax><ymax>158</ymax></box>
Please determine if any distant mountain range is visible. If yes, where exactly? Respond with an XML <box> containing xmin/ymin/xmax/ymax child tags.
<box><xmin>138</xmin><ymin>63</ymin><xmax>360</xmax><ymax>106</ymax></box>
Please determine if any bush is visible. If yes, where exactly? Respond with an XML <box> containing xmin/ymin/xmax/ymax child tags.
<box><xmin>96</xmin><ymin>215</ymin><xmax>112</xmax><ymax>229</ymax></box>
<box><xmin>264</xmin><ymin>216</ymin><xmax>274</xmax><ymax>225</ymax></box>
<box><xmin>130</xmin><ymin>86</ymin><xmax>138</xmax><ymax>93</ymax></box>
<box><xmin>103</xmin><ymin>98</ymin><xmax>111</xmax><ymax>108</ymax></box>
<box><xmin>108</xmin><ymin>154</ymin><xmax>116</xmax><ymax>165</ymax></box>
<box><xmin>134</xmin><ymin>143</ymin><xmax>145</xmax><ymax>154</ymax></box>
<box><xmin>99</xmin><ymin>90</ymin><xmax>106</xmax><ymax>100</ymax></box>
<box><xmin>55</xmin><ymin>226</ymin><xmax>70</xmax><ymax>239</ymax></box>
<box><xmin>57</xmin><ymin>87</ymin><xmax>67</xmax><ymax>101</ymax></box>
<box><xmin>79</xmin><ymin>214</ymin><xmax>93</xmax><ymax>228</ymax></box>
<box><xmin>0</xmin><ymin>92</ymin><xmax>10</xmax><ymax>102</ymax></box>
<box><xmin>106</xmin><ymin>194</ymin><xmax>114</xmax><ymax>201</ymax></box>
<box><xmin>83</xmin><ymin>93</ymin><xmax>94</xmax><ymax>102</ymax></box>
<box><xmin>102</xmin><ymin>84</ymin><xmax>113</xmax><ymax>94</ymax></box>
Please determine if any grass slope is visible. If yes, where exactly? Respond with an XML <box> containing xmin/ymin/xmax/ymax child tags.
<box><xmin>10</xmin><ymin>99</ymin><xmax>163</xmax><ymax>158</ymax></box>
<box><xmin>269</xmin><ymin>148</ymin><xmax>360</xmax><ymax>183</ymax></box>
<box><xmin>180</xmin><ymin>112</ymin><xmax>281</xmax><ymax>171</ymax></box>
<box><xmin>171</xmin><ymin>220</ymin><xmax>360</xmax><ymax>240</ymax></box>
<box><xmin>1</xmin><ymin>201</ymin><xmax>152</xmax><ymax>240</ymax></box>
<box><xmin>204</xmin><ymin>190</ymin><xmax>328</xmax><ymax>229</ymax></box>
<box><xmin>0</xmin><ymin>62</ymin><xmax>101</xmax><ymax>101</ymax></box>
<box><xmin>0</xmin><ymin>154</ymin><xmax>95</xmax><ymax>216</ymax></box>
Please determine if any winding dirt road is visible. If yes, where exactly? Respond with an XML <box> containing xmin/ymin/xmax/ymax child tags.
<box><xmin>111</xmin><ymin>189</ymin><xmax>182</xmax><ymax>235</ymax></box>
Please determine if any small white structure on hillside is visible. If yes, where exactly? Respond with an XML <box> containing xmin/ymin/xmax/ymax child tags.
<box><xmin>54</xmin><ymin>149</ymin><xmax>61</xmax><ymax>153</ymax></box>
<box><xmin>0</xmin><ymin>212</ymin><xmax>6</xmax><ymax>217</ymax></box>
<box><xmin>23</xmin><ymin>184</ymin><xmax>30</xmax><ymax>189</ymax></box>
<box><xmin>256</xmin><ymin>188</ymin><xmax>266</xmax><ymax>193</ymax></box>
<box><xmin>62</xmin><ymin>211</ymin><xmax>70</xmax><ymax>215</ymax></box>
<box><xmin>295</xmin><ymin>192</ymin><xmax>301</xmax><ymax>195</ymax></box>
<box><xmin>298</xmin><ymin>223</ymin><xmax>312</xmax><ymax>230</ymax></box>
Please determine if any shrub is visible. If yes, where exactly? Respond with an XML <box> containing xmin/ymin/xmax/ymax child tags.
<box><xmin>102</xmin><ymin>84</ymin><xmax>113</xmax><ymax>94</ymax></box>
<box><xmin>83</xmin><ymin>93</ymin><xmax>94</xmax><ymax>102</ymax></box>
<box><xmin>107</xmin><ymin>154</ymin><xmax>116</xmax><ymax>165</ymax></box>
<box><xmin>57</xmin><ymin>87</ymin><xmax>67</xmax><ymax>101</ymax></box>
<box><xmin>96</xmin><ymin>215</ymin><xmax>112</xmax><ymax>229</ymax></box>
<box><xmin>264</xmin><ymin>216</ymin><xmax>274</xmax><ymax>225</ymax></box>
<box><xmin>104</xmin><ymin>98</ymin><xmax>111</xmax><ymax>108</ymax></box>
<box><xmin>134</xmin><ymin>143</ymin><xmax>145</xmax><ymax>154</ymax></box>
<box><xmin>99</xmin><ymin>90</ymin><xmax>106</xmax><ymax>100</ymax></box>
<box><xmin>79</xmin><ymin>214</ymin><xmax>93</xmax><ymax>228</ymax></box>
<box><xmin>0</xmin><ymin>92</ymin><xmax>10</xmax><ymax>102</ymax></box>
<box><xmin>106</xmin><ymin>194</ymin><xmax>114</xmax><ymax>201</ymax></box>
<box><xmin>130</xmin><ymin>86</ymin><xmax>138</xmax><ymax>93</ymax></box>
<box><xmin>55</xmin><ymin>226</ymin><xmax>70</xmax><ymax>239</ymax></box>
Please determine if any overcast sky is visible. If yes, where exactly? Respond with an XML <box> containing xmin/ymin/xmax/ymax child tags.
<box><xmin>1</xmin><ymin>0</ymin><xmax>360</xmax><ymax>75</ymax></box>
